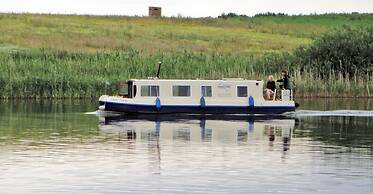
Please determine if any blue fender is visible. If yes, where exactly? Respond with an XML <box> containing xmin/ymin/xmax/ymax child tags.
<box><xmin>155</xmin><ymin>97</ymin><xmax>161</xmax><ymax>111</ymax></box>
<box><xmin>200</xmin><ymin>96</ymin><xmax>206</xmax><ymax>108</ymax></box>
<box><xmin>248</xmin><ymin>96</ymin><xmax>255</xmax><ymax>108</ymax></box>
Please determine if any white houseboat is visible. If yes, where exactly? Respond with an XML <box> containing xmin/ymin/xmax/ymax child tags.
<box><xmin>99</xmin><ymin>78</ymin><xmax>296</xmax><ymax>114</ymax></box>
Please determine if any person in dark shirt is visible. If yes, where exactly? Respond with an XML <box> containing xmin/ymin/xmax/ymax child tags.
<box><xmin>277</xmin><ymin>70</ymin><xmax>291</xmax><ymax>90</ymax></box>
<box><xmin>265</xmin><ymin>75</ymin><xmax>276</xmax><ymax>100</ymax></box>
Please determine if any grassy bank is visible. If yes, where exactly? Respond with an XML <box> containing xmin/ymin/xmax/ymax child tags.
<box><xmin>0</xmin><ymin>13</ymin><xmax>372</xmax><ymax>98</ymax></box>
<box><xmin>1</xmin><ymin>13</ymin><xmax>372</xmax><ymax>54</ymax></box>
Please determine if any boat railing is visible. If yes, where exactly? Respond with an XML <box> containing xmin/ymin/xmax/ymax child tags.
<box><xmin>268</xmin><ymin>89</ymin><xmax>293</xmax><ymax>101</ymax></box>
<box><xmin>281</xmin><ymin>89</ymin><xmax>293</xmax><ymax>101</ymax></box>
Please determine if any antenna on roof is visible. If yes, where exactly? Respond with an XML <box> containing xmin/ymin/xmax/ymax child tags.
<box><xmin>156</xmin><ymin>61</ymin><xmax>162</xmax><ymax>78</ymax></box>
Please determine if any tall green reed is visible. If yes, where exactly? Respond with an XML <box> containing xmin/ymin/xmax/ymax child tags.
<box><xmin>0</xmin><ymin>49</ymin><xmax>371</xmax><ymax>98</ymax></box>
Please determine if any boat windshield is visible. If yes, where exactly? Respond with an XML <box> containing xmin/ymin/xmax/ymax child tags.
<box><xmin>118</xmin><ymin>81</ymin><xmax>134</xmax><ymax>98</ymax></box>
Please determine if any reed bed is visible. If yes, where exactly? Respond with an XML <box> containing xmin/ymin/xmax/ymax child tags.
<box><xmin>1</xmin><ymin>49</ymin><xmax>372</xmax><ymax>98</ymax></box>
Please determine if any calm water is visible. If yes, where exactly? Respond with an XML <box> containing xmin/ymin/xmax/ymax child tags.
<box><xmin>0</xmin><ymin>99</ymin><xmax>372</xmax><ymax>193</ymax></box>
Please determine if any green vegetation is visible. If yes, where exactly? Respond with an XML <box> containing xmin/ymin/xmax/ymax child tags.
<box><xmin>292</xmin><ymin>26</ymin><xmax>373</xmax><ymax>97</ymax></box>
<box><xmin>0</xmin><ymin>13</ymin><xmax>372</xmax><ymax>98</ymax></box>
<box><xmin>295</xmin><ymin>27</ymin><xmax>373</xmax><ymax>77</ymax></box>
<box><xmin>0</xmin><ymin>13</ymin><xmax>315</xmax><ymax>54</ymax></box>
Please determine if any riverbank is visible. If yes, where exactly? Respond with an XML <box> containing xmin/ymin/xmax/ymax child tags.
<box><xmin>1</xmin><ymin>49</ymin><xmax>372</xmax><ymax>98</ymax></box>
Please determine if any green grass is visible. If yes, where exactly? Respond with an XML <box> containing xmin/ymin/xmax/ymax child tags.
<box><xmin>2</xmin><ymin>13</ymin><xmax>373</xmax><ymax>54</ymax></box>
<box><xmin>3</xmin><ymin>13</ymin><xmax>373</xmax><ymax>54</ymax></box>
<box><xmin>0</xmin><ymin>13</ymin><xmax>372</xmax><ymax>98</ymax></box>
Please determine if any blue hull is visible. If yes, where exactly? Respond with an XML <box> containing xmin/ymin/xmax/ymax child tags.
<box><xmin>100</xmin><ymin>101</ymin><xmax>295</xmax><ymax>115</ymax></box>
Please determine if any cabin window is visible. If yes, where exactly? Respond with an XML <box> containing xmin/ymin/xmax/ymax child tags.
<box><xmin>173</xmin><ymin>85</ymin><xmax>191</xmax><ymax>97</ymax></box>
<box><xmin>141</xmin><ymin>85</ymin><xmax>159</xmax><ymax>97</ymax></box>
<box><xmin>237</xmin><ymin>86</ymin><xmax>248</xmax><ymax>97</ymax></box>
<box><xmin>201</xmin><ymin>86</ymin><xmax>212</xmax><ymax>97</ymax></box>
<box><xmin>119</xmin><ymin>83</ymin><xmax>129</xmax><ymax>96</ymax></box>
<box><xmin>118</xmin><ymin>81</ymin><xmax>133</xmax><ymax>98</ymax></box>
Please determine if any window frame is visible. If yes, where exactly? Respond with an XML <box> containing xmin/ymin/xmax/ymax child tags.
<box><xmin>237</xmin><ymin>86</ymin><xmax>248</xmax><ymax>97</ymax></box>
<box><xmin>140</xmin><ymin>85</ymin><xmax>160</xmax><ymax>97</ymax></box>
<box><xmin>201</xmin><ymin>85</ymin><xmax>212</xmax><ymax>97</ymax></box>
<box><xmin>172</xmin><ymin>85</ymin><xmax>191</xmax><ymax>97</ymax></box>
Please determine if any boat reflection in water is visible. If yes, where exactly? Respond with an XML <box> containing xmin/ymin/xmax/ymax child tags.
<box><xmin>98</xmin><ymin>115</ymin><xmax>296</xmax><ymax>151</ymax></box>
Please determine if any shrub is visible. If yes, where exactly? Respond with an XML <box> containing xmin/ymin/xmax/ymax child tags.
<box><xmin>295</xmin><ymin>26</ymin><xmax>373</xmax><ymax>78</ymax></box>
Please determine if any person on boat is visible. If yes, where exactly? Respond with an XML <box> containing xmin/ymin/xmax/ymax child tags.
<box><xmin>277</xmin><ymin>70</ymin><xmax>291</xmax><ymax>90</ymax></box>
<box><xmin>264</xmin><ymin>75</ymin><xmax>276</xmax><ymax>100</ymax></box>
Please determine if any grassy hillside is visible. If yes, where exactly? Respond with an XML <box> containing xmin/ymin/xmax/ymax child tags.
<box><xmin>1</xmin><ymin>13</ymin><xmax>372</xmax><ymax>54</ymax></box>
<box><xmin>0</xmin><ymin>13</ymin><xmax>372</xmax><ymax>98</ymax></box>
